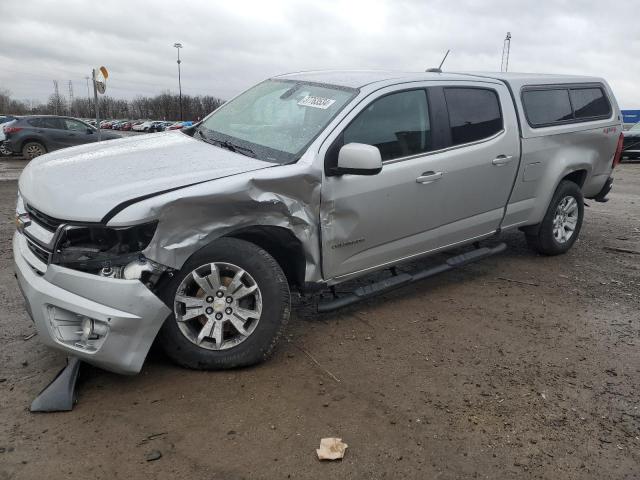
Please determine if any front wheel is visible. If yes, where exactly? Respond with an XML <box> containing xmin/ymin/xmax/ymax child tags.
<box><xmin>158</xmin><ymin>238</ymin><xmax>291</xmax><ymax>370</ymax></box>
<box><xmin>526</xmin><ymin>180</ymin><xmax>584</xmax><ymax>255</ymax></box>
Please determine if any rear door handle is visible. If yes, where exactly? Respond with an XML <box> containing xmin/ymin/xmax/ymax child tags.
<box><xmin>492</xmin><ymin>155</ymin><xmax>514</xmax><ymax>166</ymax></box>
<box><xmin>416</xmin><ymin>171</ymin><xmax>443</xmax><ymax>184</ymax></box>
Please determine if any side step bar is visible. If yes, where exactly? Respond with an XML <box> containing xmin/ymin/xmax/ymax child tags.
<box><xmin>317</xmin><ymin>243</ymin><xmax>507</xmax><ymax>313</ymax></box>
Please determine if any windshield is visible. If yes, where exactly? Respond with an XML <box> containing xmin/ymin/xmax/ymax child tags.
<box><xmin>199</xmin><ymin>79</ymin><xmax>357</xmax><ymax>163</ymax></box>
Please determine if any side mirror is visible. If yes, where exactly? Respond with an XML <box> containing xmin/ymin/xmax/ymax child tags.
<box><xmin>334</xmin><ymin>143</ymin><xmax>382</xmax><ymax>176</ymax></box>
<box><xmin>86</xmin><ymin>128</ymin><xmax>94</xmax><ymax>134</ymax></box>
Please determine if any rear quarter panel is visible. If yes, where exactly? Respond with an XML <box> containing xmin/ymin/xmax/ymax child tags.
<box><xmin>502</xmin><ymin>80</ymin><xmax>621</xmax><ymax>229</ymax></box>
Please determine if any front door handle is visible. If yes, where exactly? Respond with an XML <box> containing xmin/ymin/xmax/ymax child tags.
<box><xmin>492</xmin><ymin>154</ymin><xmax>514</xmax><ymax>166</ymax></box>
<box><xmin>416</xmin><ymin>171</ymin><xmax>443</xmax><ymax>184</ymax></box>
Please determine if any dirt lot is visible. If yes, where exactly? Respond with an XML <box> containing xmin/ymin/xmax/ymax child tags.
<box><xmin>0</xmin><ymin>161</ymin><xmax>638</xmax><ymax>479</ymax></box>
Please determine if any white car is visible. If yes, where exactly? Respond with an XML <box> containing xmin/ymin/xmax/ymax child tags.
<box><xmin>132</xmin><ymin>121</ymin><xmax>152</xmax><ymax>132</ymax></box>
<box><xmin>0</xmin><ymin>116</ymin><xmax>17</xmax><ymax>155</ymax></box>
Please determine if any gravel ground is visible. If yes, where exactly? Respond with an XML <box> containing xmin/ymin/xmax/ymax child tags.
<box><xmin>0</xmin><ymin>161</ymin><xmax>638</xmax><ymax>479</ymax></box>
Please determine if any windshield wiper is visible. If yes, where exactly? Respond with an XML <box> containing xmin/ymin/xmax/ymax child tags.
<box><xmin>197</xmin><ymin>129</ymin><xmax>256</xmax><ymax>158</ymax></box>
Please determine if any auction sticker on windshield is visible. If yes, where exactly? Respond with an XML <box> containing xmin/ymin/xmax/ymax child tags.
<box><xmin>298</xmin><ymin>95</ymin><xmax>336</xmax><ymax>109</ymax></box>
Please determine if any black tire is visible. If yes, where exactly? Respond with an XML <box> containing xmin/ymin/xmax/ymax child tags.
<box><xmin>525</xmin><ymin>180</ymin><xmax>584</xmax><ymax>256</ymax></box>
<box><xmin>158</xmin><ymin>237</ymin><xmax>291</xmax><ymax>370</ymax></box>
<box><xmin>0</xmin><ymin>144</ymin><xmax>12</xmax><ymax>156</ymax></box>
<box><xmin>21</xmin><ymin>141</ymin><xmax>46</xmax><ymax>159</ymax></box>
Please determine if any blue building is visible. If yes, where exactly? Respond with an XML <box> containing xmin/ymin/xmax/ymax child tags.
<box><xmin>622</xmin><ymin>110</ymin><xmax>640</xmax><ymax>125</ymax></box>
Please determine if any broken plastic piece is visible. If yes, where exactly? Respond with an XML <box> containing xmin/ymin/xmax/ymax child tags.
<box><xmin>30</xmin><ymin>356</ymin><xmax>82</xmax><ymax>412</ymax></box>
<box><xmin>316</xmin><ymin>437</ymin><xmax>348</xmax><ymax>460</ymax></box>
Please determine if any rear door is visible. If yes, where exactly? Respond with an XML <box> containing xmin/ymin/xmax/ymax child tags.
<box><xmin>28</xmin><ymin>117</ymin><xmax>68</xmax><ymax>150</ymax></box>
<box><xmin>427</xmin><ymin>83</ymin><xmax>521</xmax><ymax>246</ymax></box>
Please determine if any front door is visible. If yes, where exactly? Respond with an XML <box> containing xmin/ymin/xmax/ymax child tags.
<box><xmin>61</xmin><ymin>118</ymin><xmax>97</xmax><ymax>147</ymax></box>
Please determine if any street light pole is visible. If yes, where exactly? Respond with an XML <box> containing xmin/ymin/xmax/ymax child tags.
<box><xmin>174</xmin><ymin>42</ymin><xmax>183</xmax><ymax>121</ymax></box>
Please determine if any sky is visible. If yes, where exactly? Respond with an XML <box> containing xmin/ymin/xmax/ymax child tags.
<box><xmin>0</xmin><ymin>0</ymin><xmax>638</xmax><ymax>108</ymax></box>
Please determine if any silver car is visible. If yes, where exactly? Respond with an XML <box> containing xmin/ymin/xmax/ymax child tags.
<box><xmin>14</xmin><ymin>70</ymin><xmax>622</xmax><ymax>374</ymax></box>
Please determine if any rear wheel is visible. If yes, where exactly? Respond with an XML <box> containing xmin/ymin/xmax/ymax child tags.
<box><xmin>158</xmin><ymin>238</ymin><xmax>290</xmax><ymax>370</ymax></box>
<box><xmin>526</xmin><ymin>180</ymin><xmax>584</xmax><ymax>255</ymax></box>
<box><xmin>22</xmin><ymin>141</ymin><xmax>46</xmax><ymax>159</ymax></box>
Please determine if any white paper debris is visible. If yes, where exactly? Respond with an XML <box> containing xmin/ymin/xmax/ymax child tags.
<box><xmin>316</xmin><ymin>437</ymin><xmax>348</xmax><ymax>460</ymax></box>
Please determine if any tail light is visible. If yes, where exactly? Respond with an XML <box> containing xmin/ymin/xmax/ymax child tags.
<box><xmin>3</xmin><ymin>126</ymin><xmax>23</xmax><ymax>134</ymax></box>
<box><xmin>612</xmin><ymin>133</ymin><xmax>624</xmax><ymax>168</ymax></box>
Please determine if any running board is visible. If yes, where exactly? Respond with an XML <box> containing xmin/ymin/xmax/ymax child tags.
<box><xmin>317</xmin><ymin>243</ymin><xmax>507</xmax><ymax>313</ymax></box>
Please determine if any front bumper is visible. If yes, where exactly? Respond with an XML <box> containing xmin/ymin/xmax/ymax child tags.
<box><xmin>13</xmin><ymin>231</ymin><xmax>171</xmax><ymax>374</ymax></box>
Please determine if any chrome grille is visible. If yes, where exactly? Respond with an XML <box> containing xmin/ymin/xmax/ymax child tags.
<box><xmin>24</xmin><ymin>204</ymin><xmax>64</xmax><ymax>232</ymax></box>
<box><xmin>25</xmin><ymin>237</ymin><xmax>50</xmax><ymax>264</ymax></box>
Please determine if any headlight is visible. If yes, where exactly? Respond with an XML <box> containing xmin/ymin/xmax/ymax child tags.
<box><xmin>52</xmin><ymin>221</ymin><xmax>158</xmax><ymax>272</ymax></box>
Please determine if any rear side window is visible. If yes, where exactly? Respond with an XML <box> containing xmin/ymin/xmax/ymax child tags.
<box><xmin>570</xmin><ymin>87</ymin><xmax>610</xmax><ymax>119</ymax></box>
<box><xmin>343</xmin><ymin>89</ymin><xmax>432</xmax><ymax>161</ymax></box>
<box><xmin>444</xmin><ymin>88</ymin><xmax>503</xmax><ymax>145</ymax></box>
<box><xmin>521</xmin><ymin>89</ymin><xmax>573</xmax><ymax>126</ymax></box>
<box><xmin>28</xmin><ymin>117</ymin><xmax>64</xmax><ymax>129</ymax></box>
<box><xmin>522</xmin><ymin>85</ymin><xmax>611</xmax><ymax>127</ymax></box>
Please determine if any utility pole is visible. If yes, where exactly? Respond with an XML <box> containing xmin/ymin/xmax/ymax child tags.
<box><xmin>85</xmin><ymin>76</ymin><xmax>91</xmax><ymax>116</ymax></box>
<box><xmin>501</xmin><ymin>32</ymin><xmax>512</xmax><ymax>73</ymax></box>
<box><xmin>53</xmin><ymin>80</ymin><xmax>60</xmax><ymax>115</ymax></box>
<box><xmin>174</xmin><ymin>42</ymin><xmax>183</xmax><ymax>121</ymax></box>
<box><xmin>68</xmin><ymin>80</ymin><xmax>74</xmax><ymax>116</ymax></box>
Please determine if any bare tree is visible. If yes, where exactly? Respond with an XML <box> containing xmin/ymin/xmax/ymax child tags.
<box><xmin>0</xmin><ymin>90</ymin><xmax>224</xmax><ymax>121</ymax></box>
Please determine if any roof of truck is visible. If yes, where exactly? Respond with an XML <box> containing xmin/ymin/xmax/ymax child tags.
<box><xmin>274</xmin><ymin>69</ymin><xmax>607</xmax><ymax>90</ymax></box>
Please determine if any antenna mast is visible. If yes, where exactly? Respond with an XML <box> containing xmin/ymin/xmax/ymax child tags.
<box><xmin>500</xmin><ymin>32</ymin><xmax>512</xmax><ymax>72</ymax></box>
<box><xmin>438</xmin><ymin>49</ymin><xmax>450</xmax><ymax>70</ymax></box>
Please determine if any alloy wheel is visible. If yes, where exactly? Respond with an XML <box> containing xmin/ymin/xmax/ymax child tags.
<box><xmin>24</xmin><ymin>144</ymin><xmax>45</xmax><ymax>159</ymax></box>
<box><xmin>174</xmin><ymin>262</ymin><xmax>263</xmax><ymax>350</ymax></box>
<box><xmin>552</xmin><ymin>195</ymin><xmax>579</xmax><ymax>244</ymax></box>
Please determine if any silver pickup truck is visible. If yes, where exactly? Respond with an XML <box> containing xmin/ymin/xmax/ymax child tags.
<box><xmin>14</xmin><ymin>70</ymin><xmax>623</xmax><ymax>374</ymax></box>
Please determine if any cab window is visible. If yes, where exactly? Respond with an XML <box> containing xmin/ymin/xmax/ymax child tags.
<box><xmin>342</xmin><ymin>89</ymin><xmax>432</xmax><ymax>161</ymax></box>
<box><xmin>444</xmin><ymin>88</ymin><xmax>503</xmax><ymax>145</ymax></box>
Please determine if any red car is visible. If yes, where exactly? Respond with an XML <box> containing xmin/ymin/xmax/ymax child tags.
<box><xmin>121</xmin><ymin>122</ymin><xmax>132</xmax><ymax>131</ymax></box>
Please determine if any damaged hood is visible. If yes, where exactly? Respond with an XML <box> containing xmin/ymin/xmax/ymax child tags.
<box><xmin>18</xmin><ymin>131</ymin><xmax>273</xmax><ymax>222</ymax></box>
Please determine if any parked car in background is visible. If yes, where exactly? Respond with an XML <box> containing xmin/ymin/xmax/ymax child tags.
<box><xmin>12</xmin><ymin>70</ymin><xmax>622</xmax><ymax>375</ymax></box>
<box><xmin>120</xmin><ymin>121</ymin><xmax>133</xmax><ymax>131</ymax></box>
<box><xmin>622</xmin><ymin>122</ymin><xmax>640</xmax><ymax>160</ymax></box>
<box><xmin>0</xmin><ymin>115</ymin><xmax>18</xmax><ymax>155</ymax></box>
<box><xmin>148</xmin><ymin>121</ymin><xmax>168</xmax><ymax>132</ymax></box>
<box><xmin>3</xmin><ymin>115</ymin><xmax>120</xmax><ymax>159</ymax></box>
<box><xmin>168</xmin><ymin>121</ymin><xmax>190</xmax><ymax>130</ymax></box>
<box><xmin>133</xmin><ymin>121</ymin><xmax>153</xmax><ymax>132</ymax></box>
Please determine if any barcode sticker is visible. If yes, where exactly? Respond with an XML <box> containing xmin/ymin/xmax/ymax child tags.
<box><xmin>297</xmin><ymin>95</ymin><xmax>336</xmax><ymax>109</ymax></box>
